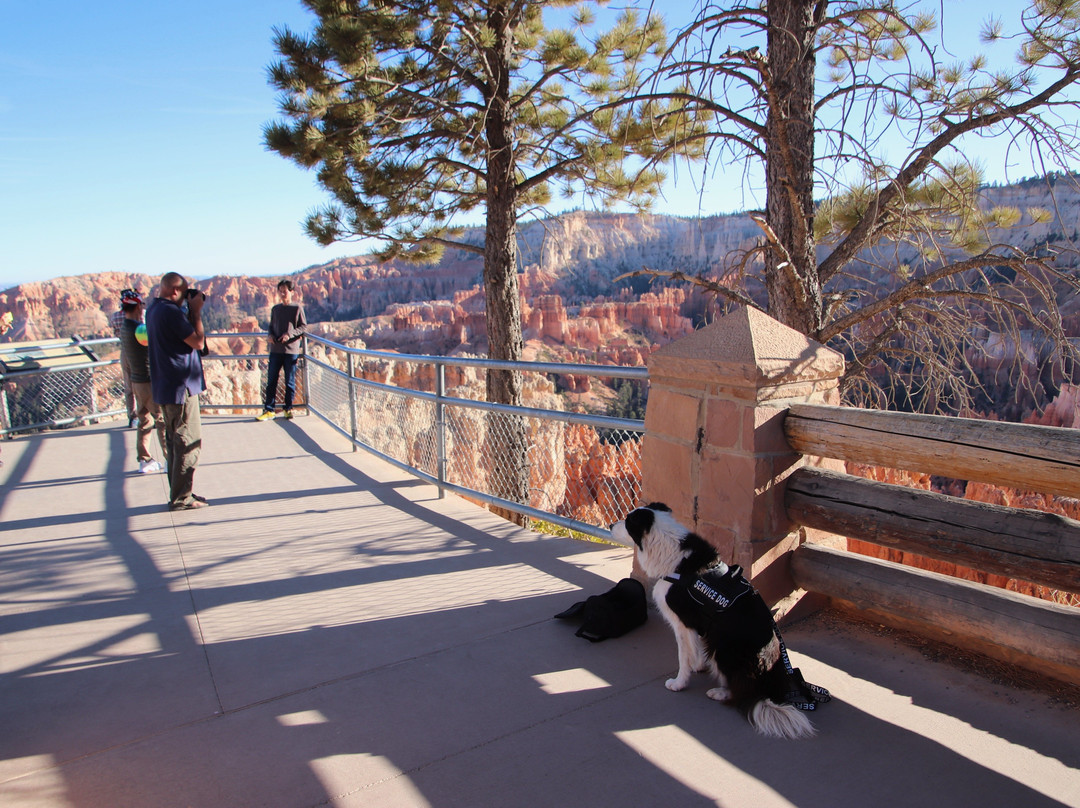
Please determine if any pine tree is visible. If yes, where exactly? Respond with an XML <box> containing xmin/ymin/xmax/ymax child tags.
<box><xmin>265</xmin><ymin>0</ymin><xmax>701</xmax><ymax>511</ymax></box>
<box><xmin>647</xmin><ymin>0</ymin><xmax>1080</xmax><ymax>414</ymax></box>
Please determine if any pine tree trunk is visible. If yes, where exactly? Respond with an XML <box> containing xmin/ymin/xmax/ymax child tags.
<box><xmin>764</xmin><ymin>0</ymin><xmax>822</xmax><ymax>337</ymax></box>
<box><xmin>483</xmin><ymin>166</ymin><xmax>524</xmax><ymax>405</ymax></box>
<box><xmin>482</xmin><ymin>10</ymin><xmax>529</xmax><ymax>523</ymax></box>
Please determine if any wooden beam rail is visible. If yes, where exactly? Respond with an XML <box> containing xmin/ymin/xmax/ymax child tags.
<box><xmin>784</xmin><ymin>403</ymin><xmax>1080</xmax><ymax>499</ymax></box>
<box><xmin>780</xmin><ymin>403</ymin><xmax>1080</xmax><ymax>684</ymax></box>
<box><xmin>791</xmin><ymin>543</ymin><xmax>1080</xmax><ymax>685</ymax></box>
<box><xmin>786</xmin><ymin>467</ymin><xmax>1080</xmax><ymax>595</ymax></box>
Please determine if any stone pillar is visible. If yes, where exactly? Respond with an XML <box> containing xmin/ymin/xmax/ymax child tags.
<box><xmin>640</xmin><ymin>306</ymin><xmax>845</xmax><ymax>613</ymax></box>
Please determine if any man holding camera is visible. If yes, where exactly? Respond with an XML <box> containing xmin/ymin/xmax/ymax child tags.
<box><xmin>146</xmin><ymin>272</ymin><xmax>209</xmax><ymax>511</ymax></box>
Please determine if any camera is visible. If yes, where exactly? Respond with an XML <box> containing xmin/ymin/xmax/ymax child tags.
<box><xmin>186</xmin><ymin>288</ymin><xmax>207</xmax><ymax>301</ymax></box>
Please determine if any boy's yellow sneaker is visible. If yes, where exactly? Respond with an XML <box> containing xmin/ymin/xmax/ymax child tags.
<box><xmin>283</xmin><ymin>410</ymin><xmax>294</xmax><ymax>420</ymax></box>
<box><xmin>256</xmin><ymin>410</ymin><xmax>276</xmax><ymax>422</ymax></box>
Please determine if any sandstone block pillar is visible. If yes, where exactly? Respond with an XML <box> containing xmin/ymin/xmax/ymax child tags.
<box><xmin>640</xmin><ymin>306</ymin><xmax>845</xmax><ymax>612</ymax></box>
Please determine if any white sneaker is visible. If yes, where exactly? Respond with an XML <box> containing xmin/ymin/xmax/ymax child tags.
<box><xmin>139</xmin><ymin>459</ymin><xmax>164</xmax><ymax>474</ymax></box>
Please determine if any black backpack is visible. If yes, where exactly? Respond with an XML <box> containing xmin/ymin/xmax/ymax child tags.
<box><xmin>555</xmin><ymin>578</ymin><xmax>648</xmax><ymax>642</ymax></box>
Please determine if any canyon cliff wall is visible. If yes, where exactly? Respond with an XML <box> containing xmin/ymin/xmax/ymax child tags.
<box><xmin>7</xmin><ymin>174</ymin><xmax>1076</xmax><ymax>345</ymax></box>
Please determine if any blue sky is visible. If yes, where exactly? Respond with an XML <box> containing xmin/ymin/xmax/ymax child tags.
<box><xmin>0</xmin><ymin>0</ymin><xmax>1056</xmax><ymax>288</ymax></box>
<box><xmin>1</xmin><ymin>1</ymin><xmax>338</xmax><ymax>287</ymax></box>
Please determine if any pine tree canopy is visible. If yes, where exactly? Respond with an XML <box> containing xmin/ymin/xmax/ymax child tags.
<box><xmin>636</xmin><ymin>0</ymin><xmax>1080</xmax><ymax>414</ymax></box>
<box><xmin>264</xmin><ymin>0</ymin><xmax>704</xmax><ymax>263</ymax></box>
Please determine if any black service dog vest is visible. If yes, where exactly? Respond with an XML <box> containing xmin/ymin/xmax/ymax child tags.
<box><xmin>665</xmin><ymin>564</ymin><xmax>832</xmax><ymax>711</ymax></box>
<box><xmin>667</xmin><ymin>564</ymin><xmax>754</xmax><ymax>617</ymax></box>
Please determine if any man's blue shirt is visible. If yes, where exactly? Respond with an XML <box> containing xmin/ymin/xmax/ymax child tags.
<box><xmin>146</xmin><ymin>297</ymin><xmax>204</xmax><ymax>404</ymax></box>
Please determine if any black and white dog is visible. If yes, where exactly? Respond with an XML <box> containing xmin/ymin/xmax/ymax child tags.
<box><xmin>610</xmin><ymin>503</ymin><xmax>825</xmax><ymax>739</ymax></box>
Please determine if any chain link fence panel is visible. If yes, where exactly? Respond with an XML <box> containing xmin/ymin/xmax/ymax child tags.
<box><xmin>1</xmin><ymin>363</ymin><xmax>125</xmax><ymax>432</ymax></box>
<box><xmin>306</xmin><ymin>337</ymin><xmax>646</xmax><ymax>533</ymax></box>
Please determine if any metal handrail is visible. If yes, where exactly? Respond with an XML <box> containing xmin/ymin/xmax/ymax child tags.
<box><xmin>304</xmin><ymin>354</ymin><xmax>643</xmax><ymax>432</ymax></box>
<box><xmin>1</xmin><ymin>333</ymin><xmax>647</xmax><ymax>538</ymax></box>
<box><xmin>304</xmin><ymin>332</ymin><xmax>649</xmax><ymax>380</ymax></box>
<box><xmin>302</xmin><ymin>335</ymin><xmax>646</xmax><ymax>538</ymax></box>
<box><xmin>0</xmin><ymin>357</ymin><xmax>119</xmax><ymax>380</ymax></box>
<box><xmin>0</xmin><ymin>335</ymin><xmax>117</xmax><ymax>356</ymax></box>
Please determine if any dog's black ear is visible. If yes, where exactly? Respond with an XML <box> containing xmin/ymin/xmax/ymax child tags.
<box><xmin>644</xmin><ymin>501</ymin><xmax>671</xmax><ymax>513</ymax></box>
<box><xmin>623</xmin><ymin>508</ymin><xmax>655</xmax><ymax>547</ymax></box>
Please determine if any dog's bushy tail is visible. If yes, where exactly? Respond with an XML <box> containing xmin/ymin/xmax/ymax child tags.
<box><xmin>749</xmin><ymin>700</ymin><xmax>816</xmax><ymax>740</ymax></box>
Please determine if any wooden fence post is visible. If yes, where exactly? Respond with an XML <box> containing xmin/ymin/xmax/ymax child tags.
<box><xmin>640</xmin><ymin>306</ymin><xmax>845</xmax><ymax>614</ymax></box>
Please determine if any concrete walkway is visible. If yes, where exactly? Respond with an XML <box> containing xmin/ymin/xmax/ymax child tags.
<box><xmin>1</xmin><ymin>415</ymin><xmax>1078</xmax><ymax>808</ymax></box>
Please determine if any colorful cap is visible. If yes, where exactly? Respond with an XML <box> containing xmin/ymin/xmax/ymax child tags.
<box><xmin>120</xmin><ymin>289</ymin><xmax>143</xmax><ymax>305</ymax></box>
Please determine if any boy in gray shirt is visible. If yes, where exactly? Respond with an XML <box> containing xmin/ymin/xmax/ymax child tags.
<box><xmin>257</xmin><ymin>279</ymin><xmax>307</xmax><ymax>421</ymax></box>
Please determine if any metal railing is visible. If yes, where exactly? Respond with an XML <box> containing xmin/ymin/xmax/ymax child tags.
<box><xmin>0</xmin><ymin>338</ymin><xmax>126</xmax><ymax>433</ymax></box>
<box><xmin>0</xmin><ymin>334</ymin><xmax>306</xmax><ymax>432</ymax></box>
<box><xmin>302</xmin><ymin>334</ymin><xmax>646</xmax><ymax>538</ymax></box>
<box><xmin>1</xmin><ymin>334</ymin><xmax>647</xmax><ymax>538</ymax></box>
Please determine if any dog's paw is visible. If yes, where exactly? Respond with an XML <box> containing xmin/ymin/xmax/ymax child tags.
<box><xmin>665</xmin><ymin>677</ymin><xmax>688</xmax><ymax>692</ymax></box>
<box><xmin>706</xmin><ymin>686</ymin><xmax>732</xmax><ymax>702</ymax></box>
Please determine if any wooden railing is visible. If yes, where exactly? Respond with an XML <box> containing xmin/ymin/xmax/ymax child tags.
<box><xmin>781</xmin><ymin>403</ymin><xmax>1080</xmax><ymax>685</ymax></box>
